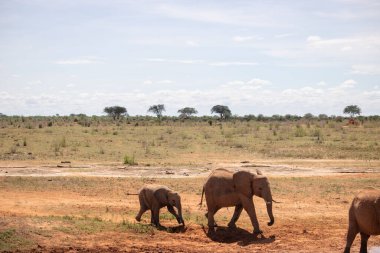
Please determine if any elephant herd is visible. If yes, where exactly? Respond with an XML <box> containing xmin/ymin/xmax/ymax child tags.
<box><xmin>131</xmin><ymin>168</ymin><xmax>380</xmax><ymax>253</ymax></box>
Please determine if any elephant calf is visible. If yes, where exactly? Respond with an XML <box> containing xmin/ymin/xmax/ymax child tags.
<box><xmin>344</xmin><ymin>188</ymin><xmax>380</xmax><ymax>253</ymax></box>
<box><xmin>135</xmin><ymin>184</ymin><xmax>184</xmax><ymax>227</ymax></box>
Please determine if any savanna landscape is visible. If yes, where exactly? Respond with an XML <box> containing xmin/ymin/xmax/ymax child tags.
<box><xmin>1</xmin><ymin>115</ymin><xmax>380</xmax><ymax>252</ymax></box>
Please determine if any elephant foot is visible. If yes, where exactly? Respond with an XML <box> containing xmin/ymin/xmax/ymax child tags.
<box><xmin>253</xmin><ymin>229</ymin><xmax>263</xmax><ymax>235</ymax></box>
<box><xmin>135</xmin><ymin>216</ymin><xmax>141</xmax><ymax>222</ymax></box>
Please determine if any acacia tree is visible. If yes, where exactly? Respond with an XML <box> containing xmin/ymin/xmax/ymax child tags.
<box><xmin>178</xmin><ymin>107</ymin><xmax>198</xmax><ymax>119</ymax></box>
<box><xmin>148</xmin><ymin>104</ymin><xmax>165</xmax><ymax>119</ymax></box>
<box><xmin>211</xmin><ymin>105</ymin><xmax>231</xmax><ymax>120</ymax></box>
<box><xmin>103</xmin><ymin>106</ymin><xmax>127</xmax><ymax>120</ymax></box>
<box><xmin>343</xmin><ymin>105</ymin><xmax>361</xmax><ymax>118</ymax></box>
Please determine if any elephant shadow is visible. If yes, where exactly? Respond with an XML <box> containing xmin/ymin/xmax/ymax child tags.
<box><xmin>157</xmin><ymin>224</ymin><xmax>187</xmax><ymax>234</ymax></box>
<box><xmin>203</xmin><ymin>226</ymin><xmax>275</xmax><ymax>246</ymax></box>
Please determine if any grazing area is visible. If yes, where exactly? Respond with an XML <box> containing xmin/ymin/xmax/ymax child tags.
<box><xmin>0</xmin><ymin>117</ymin><xmax>380</xmax><ymax>252</ymax></box>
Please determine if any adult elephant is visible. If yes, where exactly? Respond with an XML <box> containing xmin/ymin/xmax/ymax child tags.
<box><xmin>344</xmin><ymin>188</ymin><xmax>380</xmax><ymax>253</ymax></box>
<box><xmin>199</xmin><ymin>168</ymin><xmax>275</xmax><ymax>234</ymax></box>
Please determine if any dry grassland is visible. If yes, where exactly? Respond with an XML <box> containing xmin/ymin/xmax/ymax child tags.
<box><xmin>0</xmin><ymin>117</ymin><xmax>379</xmax><ymax>252</ymax></box>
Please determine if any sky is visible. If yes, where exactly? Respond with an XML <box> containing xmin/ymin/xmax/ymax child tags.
<box><xmin>0</xmin><ymin>0</ymin><xmax>380</xmax><ymax>116</ymax></box>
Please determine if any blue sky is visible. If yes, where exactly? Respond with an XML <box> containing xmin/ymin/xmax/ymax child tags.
<box><xmin>0</xmin><ymin>0</ymin><xmax>379</xmax><ymax>116</ymax></box>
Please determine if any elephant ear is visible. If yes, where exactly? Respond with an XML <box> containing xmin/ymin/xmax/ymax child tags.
<box><xmin>233</xmin><ymin>171</ymin><xmax>253</xmax><ymax>198</ymax></box>
<box><xmin>153</xmin><ymin>188</ymin><xmax>169</xmax><ymax>205</ymax></box>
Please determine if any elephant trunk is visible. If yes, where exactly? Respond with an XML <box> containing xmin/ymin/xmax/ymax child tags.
<box><xmin>266</xmin><ymin>201</ymin><xmax>275</xmax><ymax>226</ymax></box>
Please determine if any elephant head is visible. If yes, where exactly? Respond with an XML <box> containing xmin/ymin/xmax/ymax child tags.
<box><xmin>233</xmin><ymin>170</ymin><xmax>275</xmax><ymax>226</ymax></box>
<box><xmin>167</xmin><ymin>191</ymin><xmax>184</xmax><ymax>225</ymax></box>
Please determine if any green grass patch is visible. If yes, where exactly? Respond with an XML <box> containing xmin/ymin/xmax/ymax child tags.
<box><xmin>0</xmin><ymin>228</ymin><xmax>33</xmax><ymax>252</ymax></box>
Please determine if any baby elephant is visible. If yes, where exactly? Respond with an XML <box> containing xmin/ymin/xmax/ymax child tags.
<box><xmin>135</xmin><ymin>185</ymin><xmax>184</xmax><ymax>227</ymax></box>
<box><xmin>344</xmin><ymin>188</ymin><xmax>380</xmax><ymax>253</ymax></box>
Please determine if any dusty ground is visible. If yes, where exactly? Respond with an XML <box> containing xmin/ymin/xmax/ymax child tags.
<box><xmin>1</xmin><ymin>159</ymin><xmax>380</xmax><ymax>178</ymax></box>
<box><xmin>1</xmin><ymin>160</ymin><xmax>380</xmax><ymax>252</ymax></box>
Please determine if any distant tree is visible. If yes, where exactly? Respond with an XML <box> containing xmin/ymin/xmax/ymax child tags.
<box><xmin>271</xmin><ymin>114</ymin><xmax>284</xmax><ymax>121</ymax></box>
<box><xmin>104</xmin><ymin>106</ymin><xmax>127</xmax><ymax>120</ymax></box>
<box><xmin>343</xmin><ymin>105</ymin><xmax>361</xmax><ymax>118</ymax></box>
<box><xmin>178</xmin><ymin>107</ymin><xmax>198</xmax><ymax>119</ymax></box>
<box><xmin>211</xmin><ymin>105</ymin><xmax>231</xmax><ymax>120</ymax></box>
<box><xmin>303</xmin><ymin>113</ymin><xmax>314</xmax><ymax>120</ymax></box>
<box><xmin>148</xmin><ymin>104</ymin><xmax>165</xmax><ymax>119</ymax></box>
<box><xmin>257</xmin><ymin>114</ymin><xmax>265</xmax><ymax>121</ymax></box>
<box><xmin>318</xmin><ymin>114</ymin><xmax>328</xmax><ymax>120</ymax></box>
<box><xmin>0</xmin><ymin>113</ymin><xmax>6</xmax><ymax>117</ymax></box>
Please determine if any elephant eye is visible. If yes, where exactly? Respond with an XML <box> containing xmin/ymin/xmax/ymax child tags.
<box><xmin>258</xmin><ymin>187</ymin><xmax>263</xmax><ymax>190</ymax></box>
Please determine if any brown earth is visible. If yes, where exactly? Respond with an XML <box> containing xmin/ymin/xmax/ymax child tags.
<box><xmin>1</xmin><ymin>161</ymin><xmax>380</xmax><ymax>252</ymax></box>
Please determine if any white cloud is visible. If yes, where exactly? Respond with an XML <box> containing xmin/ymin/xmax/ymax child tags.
<box><xmin>232</xmin><ymin>36</ymin><xmax>263</xmax><ymax>42</ymax></box>
<box><xmin>340</xmin><ymin>79</ymin><xmax>357</xmax><ymax>88</ymax></box>
<box><xmin>66</xmin><ymin>83</ymin><xmax>76</xmax><ymax>88</ymax></box>
<box><xmin>185</xmin><ymin>40</ymin><xmax>199</xmax><ymax>47</ymax></box>
<box><xmin>143</xmin><ymin>80</ymin><xmax>174</xmax><ymax>85</ymax></box>
<box><xmin>145</xmin><ymin>58</ymin><xmax>204</xmax><ymax>64</ymax></box>
<box><xmin>55</xmin><ymin>57</ymin><xmax>103</xmax><ymax>65</ymax></box>
<box><xmin>143</xmin><ymin>80</ymin><xmax>153</xmax><ymax>85</ymax></box>
<box><xmin>157</xmin><ymin>80</ymin><xmax>174</xmax><ymax>84</ymax></box>
<box><xmin>247</xmin><ymin>78</ymin><xmax>271</xmax><ymax>87</ymax></box>
<box><xmin>156</xmin><ymin>4</ymin><xmax>284</xmax><ymax>27</ymax></box>
<box><xmin>28</xmin><ymin>80</ymin><xmax>42</xmax><ymax>85</ymax></box>
<box><xmin>209</xmin><ymin>61</ymin><xmax>257</xmax><ymax>67</ymax></box>
<box><xmin>352</xmin><ymin>64</ymin><xmax>380</xmax><ymax>75</ymax></box>
<box><xmin>145</xmin><ymin>58</ymin><xmax>256</xmax><ymax>67</ymax></box>
<box><xmin>317</xmin><ymin>81</ymin><xmax>327</xmax><ymax>86</ymax></box>
<box><xmin>2</xmin><ymin>80</ymin><xmax>380</xmax><ymax>116</ymax></box>
<box><xmin>274</xmin><ymin>33</ymin><xmax>294</xmax><ymax>39</ymax></box>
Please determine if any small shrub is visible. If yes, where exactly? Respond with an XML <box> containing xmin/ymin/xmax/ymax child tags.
<box><xmin>295</xmin><ymin>125</ymin><xmax>307</xmax><ymax>137</ymax></box>
<box><xmin>48</xmin><ymin>122</ymin><xmax>53</xmax><ymax>127</ymax></box>
<box><xmin>23</xmin><ymin>138</ymin><xmax>27</xmax><ymax>147</ymax></box>
<box><xmin>123</xmin><ymin>154</ymin><xmax>136</xmax><ymax>165</ymax></box>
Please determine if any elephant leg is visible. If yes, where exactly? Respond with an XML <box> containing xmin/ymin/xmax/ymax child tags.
<box><xmin>359</xmin><ymin>233</ymin><xmax>370</xmax><ymax>253</ymax></box>
<box><xmin>207</xmin><ymin>207</ymin><xmax>220</xmax><ymax>228</ymax></box>
<box><xmin>135</xmin><ymin>206</ymin><xmax>148</xmax><ymax>222</ymax></box>
<box><xmin>344</xmin><ymin>209</ymin><xmax>359</xmax><ymax>253</ymax></box>
<box><xmin>228</xmin><ymin>205</ymin><xmax>243</xmax><ymax>229</ymax></box>
<box><xmin>150</xmin><ymin>210</ymin><xmax>154</xmax><ymax>224</ymax></box>
<box><xmin>152</xmin><ymin>206</ymin><xmax>161</xmax><ymax>227</ymax></box>
<box><xmin>167</xmin><ymin>205</ymin><xmax>181</xmax><ymax>223</ymax></box>
<box><xmin>240</xmin><ymin>196</ymin><xmax>261</xmax><ymax>234</ymax></box>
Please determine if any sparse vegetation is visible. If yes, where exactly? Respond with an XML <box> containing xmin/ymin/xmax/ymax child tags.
<box><xmin>123</xmin><ymin>154</ymin><xmax>136</xmax><ymax>165</ymax></box>
<box><xmin>0</xmin><ymin>115</ymin><xmax>379</xmax><ymax>162</ymax></box>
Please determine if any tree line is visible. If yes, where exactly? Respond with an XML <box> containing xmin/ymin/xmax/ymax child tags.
<box><xmin>103</xmin><ymin>104</ymin><xmax>363</xmax><ymax>121</ymax></box>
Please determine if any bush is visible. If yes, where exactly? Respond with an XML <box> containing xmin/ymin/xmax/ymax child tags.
<box><xmin>123</xmin><ymin>154</ymin><xmax>136</xmax><ymax>165</ymax></box>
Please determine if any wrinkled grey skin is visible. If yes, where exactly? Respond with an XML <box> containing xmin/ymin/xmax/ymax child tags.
<box><xmin>344</xmin><ymin>189</ymin><xmax>380</xmax><ymax>253</ymax></box>
<box><xmin>200</xmin><ymin>168</ymin><xmax>274</xmax><ymax>234</ymax></box>
<box><xmin>135</xmin><ymin>184</ymin><xmax>184</xmax><ymax>227</ymax></box>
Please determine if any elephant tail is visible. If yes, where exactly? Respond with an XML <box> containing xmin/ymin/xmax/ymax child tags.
<box><xmin>126</xmin><ymin>193</ymin><xmax>139</xmax><ymax>196</ymax></box>
<box><xmin>198</xmin><ymin>186</ymin><xmax>205</xmax><ymax>207</ymax></box>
